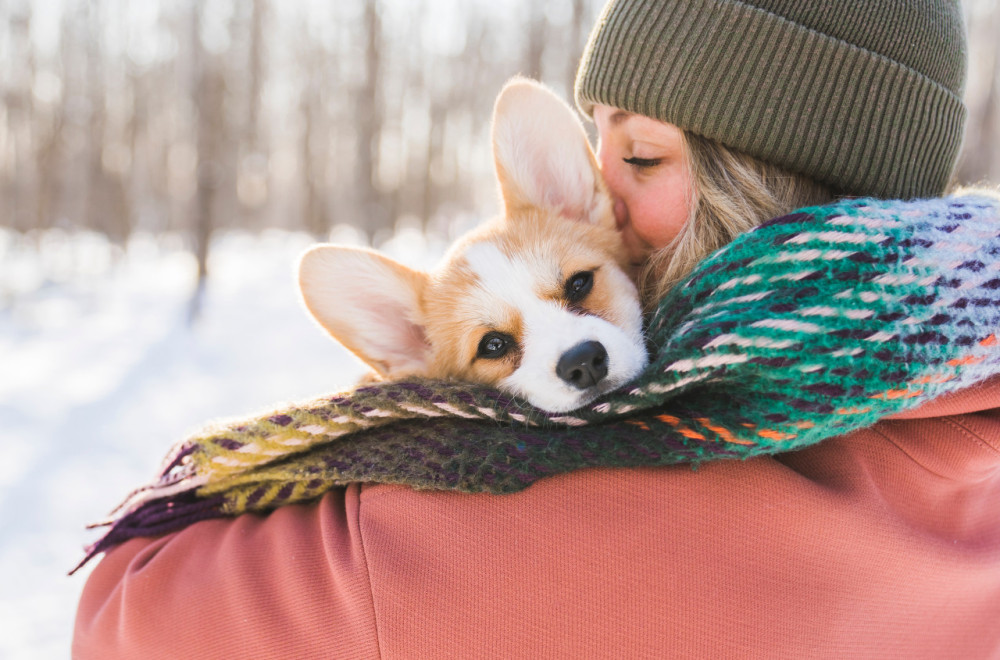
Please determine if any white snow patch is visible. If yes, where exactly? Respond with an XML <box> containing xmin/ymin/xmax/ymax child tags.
<box><xmin>0</xmin><ymin>228</ymin><xmax>402</xmax><ymax>658</ymax></box>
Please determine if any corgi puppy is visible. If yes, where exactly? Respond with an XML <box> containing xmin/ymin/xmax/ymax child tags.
<box><xmin>298</xmin><ymin>78</ymin><xmax>647</xmax><ymax>413</ymax></box>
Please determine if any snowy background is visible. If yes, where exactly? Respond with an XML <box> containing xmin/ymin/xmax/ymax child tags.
<box><xmin>3</xmin><ymin>0</ymin><xmax>998</xmax><ymax>656</ymax></box>
<box><xmin>0</xmin><ymin>225</ymin><xmax>449</xmax><ymax>658</ymax></box>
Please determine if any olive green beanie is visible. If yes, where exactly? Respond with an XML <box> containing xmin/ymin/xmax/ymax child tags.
<box><xmin>575</xmin><ymin>0</ymin><xmax>968</xmax><ymax>199</ymax></box>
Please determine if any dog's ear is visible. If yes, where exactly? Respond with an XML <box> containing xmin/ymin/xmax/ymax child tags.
<box><xmin>298</xmin><ymin>246</ymin><xmax>431</xmax><ymax>379</ymax></box>
<box><xmin>491</xmin><ymin>77</ymin><xmax>611</xmax><ymax>227</ymax></box>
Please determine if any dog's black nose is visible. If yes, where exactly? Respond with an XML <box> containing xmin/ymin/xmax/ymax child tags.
<box><xmin>557</xmin><ymin>341</ymin><xmax>608</xmax><ymax>389</ymax></box>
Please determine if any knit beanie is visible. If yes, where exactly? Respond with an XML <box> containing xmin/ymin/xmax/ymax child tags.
<box><xmin>575</xmin><ymin>0</ymin><xmax>968</xmax><ymax>199</ymax></box>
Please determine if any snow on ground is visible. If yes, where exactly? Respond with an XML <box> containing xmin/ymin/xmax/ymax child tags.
<box><xmin>0</xmin><ymin>225</ymin><xmax>450</xmax><ymax>658</ymax></box>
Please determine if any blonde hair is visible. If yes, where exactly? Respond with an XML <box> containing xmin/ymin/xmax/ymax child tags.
<box><xmin>639</xmin><ymin>132</ymin><xmax>836</xmax><ymax>309</ymax></box>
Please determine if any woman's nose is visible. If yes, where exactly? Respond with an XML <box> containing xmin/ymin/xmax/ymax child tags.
<box><xmin>611</xmin><ymin>196</ymin><xmax>628</xmax><ymax>230</ymax></box>
<box><xmin>597</xmin><ymin>148</ymin><xmax>628</xmax><ymax>230</ymax></box>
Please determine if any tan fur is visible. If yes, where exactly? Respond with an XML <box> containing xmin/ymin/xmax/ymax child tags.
<box><xmin>299</xmin><ymin>78</ymin><xmax>646</xmax><ymax>412</ymax></box>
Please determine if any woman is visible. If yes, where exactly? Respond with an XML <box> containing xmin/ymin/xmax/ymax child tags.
<box><xmin>74</xmin><ymin>1</ymin><xmax>1000</xmax><ymax>657</ymax></box>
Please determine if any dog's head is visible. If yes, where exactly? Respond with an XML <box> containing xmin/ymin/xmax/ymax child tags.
<box><xmin>299</xmin><ymin>79</ymin><xmax>647</xmax><ymax>412</ymax></box>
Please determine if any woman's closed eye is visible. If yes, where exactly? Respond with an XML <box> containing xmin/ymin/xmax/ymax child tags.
<box><xmin>623</xmin><ymin>156</ymin><xmax>663</xmax><ymax>170</ymax></box>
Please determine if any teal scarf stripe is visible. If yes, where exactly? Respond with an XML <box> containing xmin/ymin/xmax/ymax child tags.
<box><xmin>583</xmin><ymin>195</ymin><xmax>1000</xmax><ymax>437</ymax></box>
<box><xmin>77</xmin><ymin>194</ymin><xmax>1000</xmax><ymax>571</ymax></box>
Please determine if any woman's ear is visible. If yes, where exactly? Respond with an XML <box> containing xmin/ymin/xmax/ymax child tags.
<box><xmin>298</xmin><ymin>246</ymin><xmax>432</xmax><ymax>379</ymax></box>
<box><xmin>490</xmin><ymin>77</ymin><xmax>611</xmax><ymax>226</ymax></box>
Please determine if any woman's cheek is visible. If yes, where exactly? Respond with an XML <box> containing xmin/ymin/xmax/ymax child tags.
<box><xmin>636</xmin><ymin>175</ymin><xmax>692</xmax><ymax>250</ymax></box>
<box><xmin>632</xmin><ymin>198</ymin><xmax>677</xmax><ymax>250</ymax></box>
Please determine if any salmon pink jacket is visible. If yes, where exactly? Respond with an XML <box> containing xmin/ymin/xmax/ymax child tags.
<box><xmin>74</xmin><ymin>376</ymin><xmax>1000</xmax><ymax>659</ymax></box>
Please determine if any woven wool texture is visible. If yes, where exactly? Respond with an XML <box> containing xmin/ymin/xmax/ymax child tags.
<box><xmin>78</xmin><ymin>195</ymin><xmax>1000</xmax><ymax>570</ymax></box>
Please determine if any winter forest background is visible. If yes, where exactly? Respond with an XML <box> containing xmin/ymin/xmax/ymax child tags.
<box><xmin>2</xmin><ymin>0</ymin><xmax>999</xmax><ymax>656</ymax></box>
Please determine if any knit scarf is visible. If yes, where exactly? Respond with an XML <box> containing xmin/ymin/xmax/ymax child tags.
<box><xmin>76</xmin><ymin>195</ymin><xmax>1000</xmax><ymax>572</ymax></box>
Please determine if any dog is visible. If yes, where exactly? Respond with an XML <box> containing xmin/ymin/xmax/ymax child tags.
<box><xmin>298</xmin><ymin>78</ymin><xmax>647</xmax><ymax>413</ymax></box>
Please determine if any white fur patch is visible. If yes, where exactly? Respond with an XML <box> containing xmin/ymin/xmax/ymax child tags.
<box><xmin>463</xmin><ymin>242</ymin><xmax>646</xmax><ymax>412</ymax></box>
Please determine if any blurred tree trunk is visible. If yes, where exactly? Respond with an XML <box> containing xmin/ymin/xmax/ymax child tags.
<box><xmin>238</xmin><ymin>0</ymin><xmax>267</xmax><ymax>226</ymax></box>
<box><xmin>189</xmin><ymin>3</ymin><xmax>225</xmax><ymax>322</ymax></box>
<box><xmin>976</xmin><ymin>48</ymin><xmax>998</xmax><ymax>182</ymax></box>
<box><xmin>3</xmin><ymin>8</ymin><xmax>33</xmax><ymax>233</ymax></box>
<box><xmin>247</xmin><ymin>0</ymin><xmax>264</xmax><ymax>145</ymax></box>
<box><xmin>420</xmin><ymin>100</ymin><xmax>446</xmax><ymax>229</ymax></box>
<box><xmin>83</xmin><ymin>2</ymin><xmax>105</xmax><ymax>235</ymax></box>
<box><xmin>34</xmin><ymin>108</ymin><xmax>64</xmax><ymax>233</ymax></box>
<box><xmin>524</xmin><ymin>3</ymin><xmax>547</xmax><ymax>80</ymax></box>
<box><xmin>301</xmin><ymin>45</ymin><xmax>329</xmax><ymax>238</ymax></box>
<box><xmin>986</xmin><ymin>80</ymin><xmax>999</xmax><ymax>182</ymax></box>
<box><xmin>565</xmin><ymin>0</ymin><xmax>588</xmax><ymax>97</ymax></box>
<box><xmin>355</xmin><ymin>0</ymin><xmax>388</xmax><ymax>239</ymax></box>
<box><xmin>956</xmin><ymin>2</ymin><xmax>999</xmax><ymax>185</ymax></box>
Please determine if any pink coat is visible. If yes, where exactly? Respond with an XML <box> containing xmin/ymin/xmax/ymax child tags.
<box><xmin>74</xmin><ymin>377</ymin><xmax>1000</xmax><ymax>658</ymax></box>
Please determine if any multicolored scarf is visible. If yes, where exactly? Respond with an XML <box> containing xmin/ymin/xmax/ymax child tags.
<box><xmin>75</xmin><ymin>194</ymin><xmax>1000</xmax><ymax>572</ymax></box>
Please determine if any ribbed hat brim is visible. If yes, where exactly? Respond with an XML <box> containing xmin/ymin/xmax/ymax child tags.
<box><xmin>576</xmin><ymin>0</ymin><xmax>967</xmax><ymax>199</ymax></box>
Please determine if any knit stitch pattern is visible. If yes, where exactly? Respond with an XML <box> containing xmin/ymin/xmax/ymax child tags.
<box><xmin>76</xmin><ymin>195</ymin><xmax>1000</xmax><ymax>571</ymax></box>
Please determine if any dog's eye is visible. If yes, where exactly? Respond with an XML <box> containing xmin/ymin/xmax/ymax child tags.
<box><xmin>477</xmin><ymin>331</ymin><xmax>513</xmax><ymax>359</ymax></box>
<box><xmin>564</xmin><ymin>271</ymin><xmax>594</xmax><ymax>303</ymax></box>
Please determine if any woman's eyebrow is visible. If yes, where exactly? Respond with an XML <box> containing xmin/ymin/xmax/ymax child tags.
<box><xmin>609</xmin><ymin>109</ymin><xmax>633</xmax><ymax>126</ymax></box>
